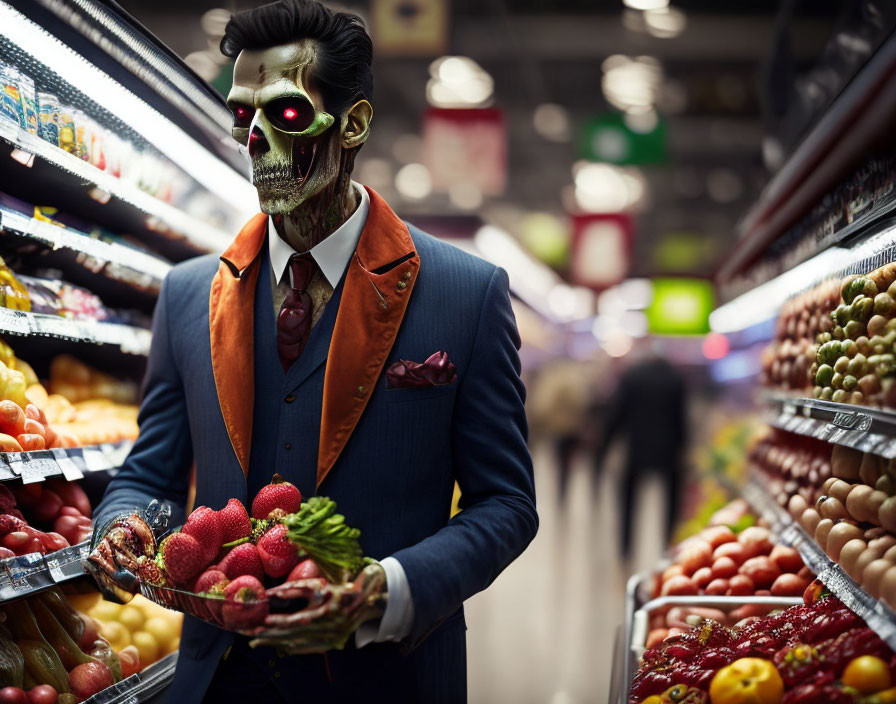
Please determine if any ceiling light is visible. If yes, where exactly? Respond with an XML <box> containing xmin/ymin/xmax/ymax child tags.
<box><xmin>644</xmin><ymin>7</ymin><xmax>687</xmax><ymax>38</ymax></box>
<box><xmin>573</xmin><ymin>162</ymin><xmax>647</xmax><ymax>213</ymax></box>
<box><xmin>603</xmin><ymin>328</ymin><xmax>633</xmax><ymax>357</ymax></box>
<box><xmin>533</xmin><ymin>103</ymin><xmax>571</xmax><ymax>142</ymax></box>
<box><xmin>449</xmin><ymin>183</ymin><xmax>483</xmax><ymax>210</ymax></box>
<box><xmin>427</xmin><ymin>56</ymin><xmax>494</xmax><ymax>108</ymax></box>
<box><xmin>623</xmin><ymin>0</ymin><xmax>669</xmax><ymax>9</ymax></box>
<box><xmin>394</xmin><ymin>163</ymin><xmax>432</xmax><ymax>200</ymax></box>
<box><xmin>601</xmin><ymin>55</ymin><xmax>663</xmax><ymax>113</ymax></box>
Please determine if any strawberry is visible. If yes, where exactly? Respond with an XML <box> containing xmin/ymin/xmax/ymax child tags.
<box><xmin>286</xmin><ymin>558</ymin><xmax>325</xmax><ymax>583</ymax></box>
<box><xmin>218</xmin><ymin>542</ymin><xmax>264</xmax><ymax>582</ymax></box>
<box><xmin>256</xmin><ymin>524</ymin><xmax>299</xmax><ymax>578</ymax></box>
<box><xmin>182</xmin><ymin>506</ymin><xmax>223</xmax><ymax>567</ymax></box>
<box><xmin>217</xmin><ymin>499</ymin><xmax>252</xmax><ymax>543</ymax></box>
<box><xmin>251</xmin><ymin>474</ymin><xmax>302</xmax><ymax>519</ymax></box>
<box><xmin>192</xmin><ymin>569</ymin><xmax>229</xmax><ymax>594</ymax></box>
<box><xmin>222</xmin><ymin>575</ymin><xmax>268</xmax><ymax>629</ymax></box>
<box><xmin>156</xmin><ymin>532</ymin><xmax>204</xmax><ymax>585</ymax></box>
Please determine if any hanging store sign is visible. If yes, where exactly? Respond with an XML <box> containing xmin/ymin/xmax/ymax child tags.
<box><xmin>570</xmin><ymin>212</ymin><xmax>632</xmax><ymax>290</ymax></box>
<box><xmin>645</xmin><ymin>278</ymin><xmax>715</xmax><ymax>335</ymax></box>
<box><xmin>371</xmin><ymin>0</ymin><xmax>449</xmax><ymax>56</ymax></box>
<box><xmin>579</xmin><ymin>112</ymin><xmax>667</xmax><ymax>165</ymax></box>
<box><xmin>422</xmin><ymin>107</ymin><xmax>507</xmax><ymax>196</ymax></box>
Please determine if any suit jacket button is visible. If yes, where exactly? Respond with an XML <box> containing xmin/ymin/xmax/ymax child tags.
<box><xmin>403</xmin><ymin>271</ymin><xmax>412</xmax><ymax>280</ymax></box>
<box><xmin>357</xmin><ymin>385</ymin><xmax>366</xmax><ymax>394</ymax></box>
<box><xmin>396</xmin><ymin>281</ymin><xmax>407</xmax><ymax>291</ymax></box>
<box><xmin>284</xmin><ymin>395</ymin><xmax>295</xmax><ymax>403</ymax></box>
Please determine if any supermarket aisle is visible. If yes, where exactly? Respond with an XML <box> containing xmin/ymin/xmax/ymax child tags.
<box><xmin>465</xmin><ymin>442</ymin><xmax>666</xmax><ymax>703</ymax></box>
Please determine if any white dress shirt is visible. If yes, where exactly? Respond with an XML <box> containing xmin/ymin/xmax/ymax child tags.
<box><xmin>267</xmin><ymin>181</ymin><xmax>415</xmax><ymax>647</ymax></box>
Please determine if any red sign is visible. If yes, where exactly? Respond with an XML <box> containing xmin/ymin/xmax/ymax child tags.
<box><xmin>570</xmin><ymin>213</ymin><xmax>632</xmax><ymax>290</ymax></box>
<box><xmin>422</xmin><ymin>107</ymin><xmax>507</xmax><ymax>196</ymax></box>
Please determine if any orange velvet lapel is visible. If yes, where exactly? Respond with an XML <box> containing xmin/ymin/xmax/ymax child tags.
<box><xmin>209</xmin><ymin>212</ymin><xmax>268</xmax><ymax>478</ymax></box>
<box><xmin>317</xmin><ymin>187</ymin><xmax>420</xmax><ymax>487</ymax></box>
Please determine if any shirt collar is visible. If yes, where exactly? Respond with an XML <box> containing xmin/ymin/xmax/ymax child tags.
<box><xmin>268</xmin><ymin>181</ymin><xmax>369</xmax><ymax>289</ymax></box>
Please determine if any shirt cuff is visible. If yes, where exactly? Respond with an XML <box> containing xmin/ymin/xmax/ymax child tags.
<box><xmin>355</xmin><ymin>556</ymin><xmax>415</xmax><ymax>648</ymax></box>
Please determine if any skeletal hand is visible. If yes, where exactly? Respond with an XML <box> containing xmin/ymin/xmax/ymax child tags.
<box><xmin>248</xmin><ymin>563</ymin><xmax>387</xmax><ymax>654</ymax></box>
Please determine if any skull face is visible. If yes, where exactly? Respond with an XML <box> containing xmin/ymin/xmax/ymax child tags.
<box><xmin>227</xmin><ymin>41</ymin><xmax>345</xmax><ymax>215</ymax></box>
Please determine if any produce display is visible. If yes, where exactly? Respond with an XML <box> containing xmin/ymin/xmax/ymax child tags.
<box><xmin>0</xmin><ymin>480</ymin><xmax>92</xmax><ymax>557</ymax></box>
<box><xmin>761</xmin><ymin>281</ymin><xmax>838</xmax><ymax>392</ymax></box>
<box><xmin>748</xmin><ymin>429</ymin><xmax>832</xmax><ymax>509</ymax></box>
<box><xmin>90</xmin><ymin>476</ymin><xmax>367</xmax><ymax>634</ymax></box>
<box><xmin>630</xmin><ymin>587</ymin><xmax>896</xmax><ymax>703</ymax></box>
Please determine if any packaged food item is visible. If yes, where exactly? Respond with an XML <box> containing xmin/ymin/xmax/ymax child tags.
<box><xmin>36</xmin><ymin>91</ymin><xmax>59</xmax><ymax>145</ymax></box>
<box><xmin>89</xmin><ymin>123</ymin><xmax>105</xmax><ymax>169</ymax></box>
<box><xmin>16</xmin><ymin>275</ymin><xmax>62</xmax><ymax>316</ymax></box>
<box><xmin>0</xmin><ymin>64</ymin><xmax>24</xmax><ymax>129</ymax></box>
<box><xmin>73</xmin><ymin>109</ymin><xmax>91</xmax><ymax>161</ymax></box>
<box><xmin>57</xmin><ymin>104</ymin><xmax>76</xmax><ymax>153</ymax></box>
<box><xmin>17</xmin><ymin>72</ymin><xmax>37</xmax><ymax>135</ymax></box>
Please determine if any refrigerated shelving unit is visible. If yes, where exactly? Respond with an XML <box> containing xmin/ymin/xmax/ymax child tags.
<box><xmin>0</xmin><ymin>0</ymin><xmax>254</xmax><ymax>700</ymax></box>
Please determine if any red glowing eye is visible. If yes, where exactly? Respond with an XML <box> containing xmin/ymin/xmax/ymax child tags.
<box><xmin>236</xmin><ymin>107</ymin><xmax>247</xmax><ymax>118</ymax></box>
<box><xmin>283</xmin><ymin>107</ymin><xmax>298</xmax><ymax>121</ymax></box>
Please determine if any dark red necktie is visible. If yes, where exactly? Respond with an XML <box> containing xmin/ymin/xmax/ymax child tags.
<box><xmin>277</xmin><ymin>253</ymin><xmax>315</xmax><ymax>372</ymax></box>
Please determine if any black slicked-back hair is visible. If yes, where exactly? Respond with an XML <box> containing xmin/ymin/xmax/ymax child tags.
<box><xmin>221</xmin><ymin>0</ymin><xmax>373</xmax><ymax>115</ymax></box>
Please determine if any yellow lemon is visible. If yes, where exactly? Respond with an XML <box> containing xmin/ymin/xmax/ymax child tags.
<box><xmin>143</xmin><ymin>616</ymin><xmax>179</xmax><ymax>652</ymax></box>
<box><xmin>117</xmin><ymin>605</ymin><xmax>145</xmax><ymax>633</ymax></box>
<box><xmin>131</xmin><ymin>631</ymin><xmax>159</xmax><ymax>665</ymax></box>
<box><xmin>98</xmin><ymin>620</ymin><xmax>131</xmax><ymax>651</ymax></box>
<box><xmin>90</xmin><ymin>599</ymin><xmax>122</xmax><ymax>622</ymax></box>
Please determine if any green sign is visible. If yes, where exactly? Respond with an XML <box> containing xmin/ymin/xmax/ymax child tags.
<box><xmin>645</xmin><ymin>278</ymin><xmax>714</xmax><ymax>335</ymax></box>
<box><xmin>580</xmin><ymin>112</ymin><xmax>666</xmax><ymax>165</ymax></box>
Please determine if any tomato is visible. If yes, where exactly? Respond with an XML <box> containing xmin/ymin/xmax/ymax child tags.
<box><xmin>643</xmin><ymin>685</ymin><xmax>707</xmax><ymax>704</ymax></box>
<box><xmin>841</xmin><ymin>655</ymin><xmax>892</xmax><ymax>694</ymax></box>
<box><xmin>708</xmin><ymin>658</ymin><xmax>783</xmax><ymax>704</ymax></box>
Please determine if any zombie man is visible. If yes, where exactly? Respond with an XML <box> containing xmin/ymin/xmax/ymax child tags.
<box><xmin>92</xmin><ymin>1</ymin><xmax>537</xmax><ymax>702</ymax></box>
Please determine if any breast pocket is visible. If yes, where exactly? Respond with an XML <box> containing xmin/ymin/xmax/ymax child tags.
<box><xmin>383</xmin><ymin>380</ymin><xmax>457</xmax><ymax>404</ymax></box>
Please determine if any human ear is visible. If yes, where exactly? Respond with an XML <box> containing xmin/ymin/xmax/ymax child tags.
<box><xmin>341</xmin><ymin>100</ymin><xmax>373</xmax><ymax>149</ymax></box>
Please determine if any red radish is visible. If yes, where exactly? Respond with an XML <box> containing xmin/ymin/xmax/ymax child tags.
<box><xmin>38</xmin><ymin>532</ymin><xmax>68</xmax><ymax>552</ymax></box>
<box><xmin>699</xmin><ymin>525</ymin><xmax>737</xmax><ymax>550</ymax></box>
<box><xmin>2</xmin><ymin>532</ymin><xmax>27</xmax><ymax>549</ymax></box>
<box><xmin>739</xmin><ymin>556</ymin><xmax>781</xmax><ymax>589</ymax></box>
<box><xmin>769</xmin><ymin>545</ymin><xmax>803</xmax><ymax>573</ymax></box>
<box><xmin>251</xmin><ymin>474</ymin><xmax>302</xmax><ymax>519</ymax></box>
<box><xmin>48</xmin><ymin>480</ymin><xmax>91</xmax><ymax>518</ymax></box>
<box><xmin>222</xmin><ymin>575</ymin><xmax>269</xmax><ymax>629</ymax></box>
<box><xmin>53</xmin><ymin>515</ymin><xmax>81</xmax><ymax>545</ymax></box>
<box><xmin>0</xmin><ymin>401</ymin><xmax>25</xmax><ymax>437</ymax></box>
<box><xmin>256</xmin><ymin>524</ymin><xmax>299</xmax><ymax>578</ymax></box>
<box><xmin>25</xmin><ymin>685</ymin><xmax>56</xmax><ymax>704</ymax></box>
<box><xmin>287</xmin><ymin>558</ymin><xmax>324</xmax><ymax>582</ymax></box>
<box><xmin>68</xmin><ymin>661</ymin><xmax>114</xmax><ymax>700</ymax></box>
<box><xmin>58</xmin><ymin>506</ymin><xmax>84</xmax><ymax>518</ymax></box>
<box><xmin>660</xmin><ymin>575</ymin><xmax>697</xmax><ymax>596</ymax></box>
<box><xmin>117</xmin><ymin>646</ymin><xmax>141</xmax><ymax>679</ymax></box>
<box><xmin>712</xmin><ymin>542</ymin><xmax>747</xmax><ymax>565</ymax></box>
<box><xmin>30</xmin><ymin>490</ymin><xmax>62</xmax><ymax>523</ymax></box>
<box><xmin>771</xmin><ymin>573</ymin><xmax>810</xmax><ymax>596</ymax></box>
<box><xmin>677</xmin><ymin>541</ymin><xmax>712</xmax><ymax>575</ymax></box>
<box><xmin>726</xmin><ymin>574</ymin><xmax>755</xmax><ymax>596</ymax></box>
<box><xmin>710</xmin><ymin>556</ymin><xmax>738</xmax><ymax>580</ymax></box>
<box><xmin>691</xmin><ymin>566</ymin><xmax>713</xmax><ymax>590</ymax></box>
<box><xmin>77</xmin><ymin>613</ymin><xmax>100</xmax><ymax>651</ymax></box>
<box><xmin>704</xmin><ymin>578</ymin><xmax>729</xmax><ymax>596</ymax></box>
<box><xmin>0</xmin><ymin>688</ymin><xmax>27</xmax><ymax>704</ymax></box>
<box><xmin>0</xmin><ymin>548</ymin><xmax>14</xmax><ymax>559</ymax></box>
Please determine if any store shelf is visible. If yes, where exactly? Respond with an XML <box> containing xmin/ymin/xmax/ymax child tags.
<box><xmin>0</xmin><ymin>205</ymin><xmax>171</xmax><ymax>291</ymax></box>
<box><xmin>718</xmin><ymin>31</ymin><xmax>896</xmax><ymax>286</ymax></box>
<box><xmin>0</xmin><ymin>307</ymin><xmax>150</xmax><ymax>355</ymax></box>
<box><xmin>84</xmin><ymin>651</ymin><xmax>177</xmax><ymax>704</ymax></box>
<box><xmin>0</xmin><ymin>121</ymin><xmax>231</xmax><ymax>255</ymax></box>
<box><xmin>0</xmin><ymin>540</ymin><xmax>88</xmax><ymax>601</ymax></box>
<box><xmin>0</xmin><ymin>440</ymin><xmax>132</xmax><ymax>483</ymax></box>
<box><xmin>742</xmin><ymin>477</ymin><xmax>896</xmax><ymax>651</ymax></box>
<box><xmin>766</xmin><ymin>395</ymin><xmax>896</xmax><ymax>459</ymax></box>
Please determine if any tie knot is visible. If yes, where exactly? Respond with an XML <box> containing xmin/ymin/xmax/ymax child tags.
<box><xmin>288</xmin><ymin>253</ymin><xmax>315</xmax><ymax>291</ymax></box>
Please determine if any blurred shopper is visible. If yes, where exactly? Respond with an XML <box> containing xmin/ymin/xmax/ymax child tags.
<box><xmin>596</xmin><ymin>351</ymin><xmax>688</xmax><ymax>564</ymax></box>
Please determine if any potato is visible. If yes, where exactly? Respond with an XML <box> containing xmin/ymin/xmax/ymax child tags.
<box><xmin>712</xmin><ymin>542</ymin><xmax>747</xmax><ymax>566</ymax></box>
<box><xmin>677</xmin><ymin>540</ymin><xmax>713</xmax><ymax>575</ymax></box>
<box><xmin>821</xmin><ymin>477</ymin><xmax>839</xmax><ymax>495</ymax></box>
<box><xmin>661</xmin><ymin>575</ymin><xmax>697</xmax><ymax>597</ymax></box>
<box><xmin>770</xmin><ymin>573</ymin><xmax>810</xmax><ymax>596</ymax></box>
<box><xmin>815</xmin><ymin>518</ymin><xmax>835</xmax><ymax>551</ymax></box>
<box><xmin>879</xmin><ymin>567</ymin><xmax>896</xmax><ymax>610</ymax></box>
<box><xmin>704</xmin><ymin>578</ymin><xmax>729</xmax><ymax>596</ymax></box>
<box><xmin>825</xmin><ymin>522</ymin><xmax>864</xmax><ymax>561</ymax></box>
<box><xmin>879</xmin><ymin>496</ymin><xmax>896</xmax><ymax>532</ymax></box>
<box><xmin>711</xmin><ymin>556</ymin><xmax>738</xmax><ymax>580</ymax></box>
<box><xmin>788</xmin><ymin>494</ymin><xmax>809</xmax><ymax>520</ymax></box>
<box><xmin>769</xmin><ymin>545</ymin><xmax>803</xmax><ymax>573</ymax></box>
<box><xmin>692</xmin><ymin>566</ymin><xmax>713</xmax><ymax>589</ymax></box>
<box><xmin>699</xmin><ymin>525</ymin><xmax>737</xmax><ymax>550</ymax></box>
<box><xmin>831</xmin><ymin>445</ymin><xmax>863</xmax><ymax>480</ymax></box>
<box><xmin>839</xmin><ymin>538</ymin><xmax>868</xmax><ymax>579</ymax></box>
<box><xmin>827</xmin><ymin>479</ymin><xmax>853</xmax><ymax>502</ymax></box>
<box><xmin>863</xmin><ymin>558</ymin><xmax>894</xmax><ymax>598</ymax></box>
<box><xmin>801</xmin><ymin>507</ymin><xmax>822</xmax><ymax>535</ymax></box>
<box><xmin>846</xmin><ymin>484</ymin><xmax>876</xmax><ymax>522</ymax></box>
<box><xmin>740</xmin><ymin>556</ymin><xmax>781</xmax><ymax>589</ymax></box>
<box><xmin>738</xmin><ymin>526</ymin><xmax>774</xmax><ymax>558</ymax></box>
<box><xmin>662</xmin><ymin>564</ymin><xmax>685</xmax><ymax>582</ymax></box>
<box><xmin>855</xmin><ymin>544</ymin><xmax>888</xmax><ymax>581</ymax></box>
<box><xmin>817</xmin><ymin>495</ymin><xmax>849</xmax><ymax>521</ymax></box>
<box><xmin>861</xmin><ymin>453</ymin><xmax>885</xmax><ymax>486</ymax></box>
<box><xmin>885</xmin><ymin>545</ymin><xmax>896</xmax><ymax>563</ymax></box>
<box><xmin>727</xmin><ymin>574</ymin><xmax>755</xmax><ymax>596</ymax></box>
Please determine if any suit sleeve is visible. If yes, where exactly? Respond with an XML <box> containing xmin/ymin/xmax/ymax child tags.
<box><xmin>391</xmin><ymin>266</ymin><xmax>538</xmax><ymax>646</ymax></box>
<box><xmin>93</xmin><ymin>274</ymin><xmax>193</xmax><ymax>528</ymax></box>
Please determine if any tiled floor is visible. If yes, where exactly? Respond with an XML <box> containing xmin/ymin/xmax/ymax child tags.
<box><xmin>465</xmin><ymin>442</ymin><xmax>666</xmax><ymax>704</ymax></box>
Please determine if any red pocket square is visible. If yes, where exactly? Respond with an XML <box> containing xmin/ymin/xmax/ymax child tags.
<box><xmin>386</xmin><ymin>351</ymin><xmax>457</xmax><ymax>389</ymax></box>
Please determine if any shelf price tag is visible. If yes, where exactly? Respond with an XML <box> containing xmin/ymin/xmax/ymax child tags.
<box><xmin>3</xmin><ymin>552</ymin><xmax>50</xmax><ymax>598</ymax></box>
<box><xmin>5</xmin><ymin>453</ymin><xmax>55</xmax><ymax>484</ymax></box>
<box><xmin>83</xmin><ymin>447</ymin><xmax>110</xmax><ymax>472</ymax></box>
<box><xmin>51</xmin><ymin>448</ymin><xmax>83</xmax><ymax>480</ymax></box>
